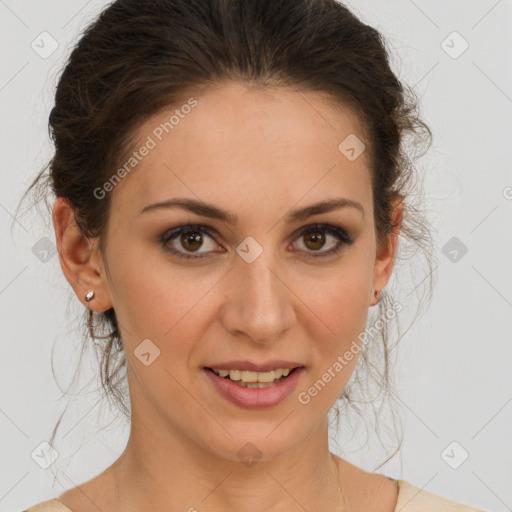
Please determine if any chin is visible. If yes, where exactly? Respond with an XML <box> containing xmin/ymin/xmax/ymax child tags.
<box><xmin>192</xmin><ymin>416</ymin><xmax>316</xmax><ymax>465</ymax></box>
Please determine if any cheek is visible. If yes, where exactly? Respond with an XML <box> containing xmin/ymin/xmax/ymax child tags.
<box><xmin>106</xmin><ymin>242</ymin><xmax>220</xmax><ymax>354</ymax></box>
<box><xmin>106</xmin><ymin>232</ymin><xmax>375</xmax><ymax>363</ymax></box>
<box><xmin>299</xmin><ymin>259</ymin><xmax>373</xmax><ymax>337</ymax></box>
<box><xmin>105</xmin><ymin>243</ymin><xmax>177</xmax><ymax>335</ymax></box>
<box><xmin>293</xmin><ymin>255</ymin><xmax>374</xmax><ymax>389</ymax></box>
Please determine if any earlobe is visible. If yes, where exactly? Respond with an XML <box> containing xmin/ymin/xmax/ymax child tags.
<box><xmin>52</xmin><ymin>197</ymin><xmax>113</xmax><ymax>313</ymax></box>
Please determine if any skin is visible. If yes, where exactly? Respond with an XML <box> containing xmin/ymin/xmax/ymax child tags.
<box><xmin>53</xmin><ymin>81</ymin><xmax>402</xmax><ymax>512</ymax></box>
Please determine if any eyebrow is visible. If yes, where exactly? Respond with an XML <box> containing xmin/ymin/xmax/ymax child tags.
<box><xmin>140</xmin><ymin>197</ymin><xmax>365</xmax><ymax>223</ymax></box>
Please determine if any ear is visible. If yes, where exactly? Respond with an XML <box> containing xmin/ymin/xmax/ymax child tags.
<box><xmin>370</xmin><ymin>195</ymin><xmax>403</xmax><ymax>306</ymax></box>
<box><xmin>52</xmin><ymin>197</ymin><xmax>113</xmax><ymax>312</ymax></box>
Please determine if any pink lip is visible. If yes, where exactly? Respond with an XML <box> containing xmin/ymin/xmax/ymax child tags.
<box><xmin>203</xmin><ymin>367</ymin><xmax>305</xmax><ymax>409</ymax></box>
<box><xmin>206</xmin><ymin>360</ymin><xmax>303</xmax><ymax>373</ymax></box>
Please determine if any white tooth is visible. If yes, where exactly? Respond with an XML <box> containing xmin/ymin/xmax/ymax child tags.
<box><xmin>273</xmin><ymin>369</ymin><xmax>283</xmax><ymax>379</ymax></box>
<box><xmin>257</xmin><ymin>370</ymin><xmax>275</xmax><ymax>382</ymax></box>
<box><xmin>244</xmin><ymin>382</ymin><xmax>273</xmax><ymax>388</ymax></box>
<box><xmin>232</xmin><ymin>377</ymin><xmax>287</xmax><ymax>388</ymax></box>
<box><xmin>229</xmin><ymin>369</ymin><xmax>242</xmax><ymax>380</ymax></box>
<box><xmin>241</xmin><ymin>370</ymin><xmax>258</xmax><ymax>383</ymax></box>
<box><xmin>223</xmin><ymin>368</ymin><xmax>294</xmax><ymax>383</ymax></box>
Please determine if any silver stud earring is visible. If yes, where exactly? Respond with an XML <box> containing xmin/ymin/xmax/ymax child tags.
<box><xmin>85</xmin><ymin>290</ymin><xmax>95</xmax><ymax>302</ymax></box>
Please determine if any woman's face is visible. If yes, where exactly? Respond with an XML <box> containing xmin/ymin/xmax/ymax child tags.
<box><xmin>90</xmin><ymin>82</ymin><xmax>398</xmax><ymax>462</ymax></box>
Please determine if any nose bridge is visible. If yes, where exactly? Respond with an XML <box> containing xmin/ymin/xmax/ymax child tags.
<box><xmin>221</xmin><ymin>247</ymin><xmax>294</xmax><ymax>343</ymax></box>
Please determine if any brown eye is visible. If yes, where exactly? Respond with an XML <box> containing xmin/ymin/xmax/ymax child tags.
<box><xmin>161</xmin><ymin>225</ymin><xmax>220</xmax><ymax>260</ymax></box>
<box><xmin>293</xmin><ymin>224</ymin><xmax>354</xmax><ymax>258</ymax></box>
<box><xmin>180</xmin><ymin>231</ymin><xmax>204</xmax><ymax>252</ymax></box>
<box><xmin>303</xmin><ymin>231</ymin><xmax>326</xmax><ymax>251</ymax></box>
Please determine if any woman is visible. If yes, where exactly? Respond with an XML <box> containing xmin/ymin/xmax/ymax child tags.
<box><xmin>20</xmin><ymin>0</ymin><xmax>485</xmax><ymax>510</ymax></box>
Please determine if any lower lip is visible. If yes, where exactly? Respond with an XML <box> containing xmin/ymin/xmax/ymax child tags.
<box><xmin>203</xmin><ymin>367</ymin><xmax>304</xmax><ymax>409</ymax></box>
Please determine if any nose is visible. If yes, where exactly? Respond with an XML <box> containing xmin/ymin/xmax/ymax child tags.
<box><xmin>219</xmin><ymin>253</ymin><xmax>295</xmax><ymax>345</ymax></box>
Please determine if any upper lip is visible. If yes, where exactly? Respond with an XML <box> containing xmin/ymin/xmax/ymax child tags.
<box><xmin>205</xmin><ymin>360</ymin><xmax>304</xmax><ymax>373</ymax></box>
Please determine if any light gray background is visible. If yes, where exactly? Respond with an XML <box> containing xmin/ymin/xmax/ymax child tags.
<box><xmin>0</xmin><ymin>1</ymin><xmax>511</xmax><ymax>511</ymax></box>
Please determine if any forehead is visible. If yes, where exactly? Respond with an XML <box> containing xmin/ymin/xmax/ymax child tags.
<box><xmin>111</xmin><ymin>81</ymin><xmax>373</xmax><ymax>219</ymax></box>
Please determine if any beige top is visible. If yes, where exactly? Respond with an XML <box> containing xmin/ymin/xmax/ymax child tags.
<box><xmin>22</xmin><ymin>479</ymin><xmax>486</xmax><ymax>511</ymax></box>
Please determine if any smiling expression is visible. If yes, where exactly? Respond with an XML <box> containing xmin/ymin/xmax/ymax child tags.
<box><xmin>87</xmin><ymin>80</ymin><xmax>398</xmax><ymax>461</ymax></box>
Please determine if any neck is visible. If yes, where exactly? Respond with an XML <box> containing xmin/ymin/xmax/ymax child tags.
<box><xmin>108</xmin><ymin>412</ymin><xmax>348</xmax><ymax>512</ymax></box>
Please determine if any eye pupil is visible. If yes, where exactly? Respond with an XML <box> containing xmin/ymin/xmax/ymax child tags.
<box><xmin>304</xmin><ymin>231</ymin><xmax>325</xmax><ymax>250</ymax></box>
<box><xmin>181</xmin><ymin>232</ymin><xmax>203</xmax><ymax>251</ymax></box>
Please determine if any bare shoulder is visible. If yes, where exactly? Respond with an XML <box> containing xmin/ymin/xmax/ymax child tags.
<box><xmin>334</xmin><ymin>455</ymin><xmax>399</xmax><ymax>512</ymax></box>
<box><xmin>57</xmin><ymin>468</ymin><xmax>116</xmax><ymax>512</ymax></box>
<box><xmin>57</xmin><ymin>487</ymin><xmax>92</xmax><ymax>512</ymax></box>
<box><xmin>57</xmin><ymin>485</ymin><xmax>101</xmax><ymax>512</ymax></box>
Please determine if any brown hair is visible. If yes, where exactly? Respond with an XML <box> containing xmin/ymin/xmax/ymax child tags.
<box><xmin>19</xmin><ymin>0</ymin><xmax>434</xmax><ymax>472</ymax></box>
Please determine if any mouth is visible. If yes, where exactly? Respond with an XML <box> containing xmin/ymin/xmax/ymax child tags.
<box><xmin>204</xmin><ymin>367</ymin><xmax>302</xmax><ymax>388</ymax></box>
<box><xmin>203</xmin><ymin>364</ymin><xmax>306</xmax><ymax>408</ymax></box>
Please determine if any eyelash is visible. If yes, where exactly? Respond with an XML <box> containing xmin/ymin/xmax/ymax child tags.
<box><xmin>159</xmin><ymin>223</ymin><xmax>354</xmax><ymax>261</ymax></box>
